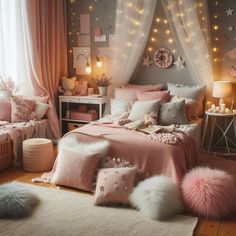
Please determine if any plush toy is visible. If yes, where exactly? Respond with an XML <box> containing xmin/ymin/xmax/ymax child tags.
<box><xmin>58</xmin><ymin>76</ymin><xmax>76</xmax><ymax>96</ymax></box>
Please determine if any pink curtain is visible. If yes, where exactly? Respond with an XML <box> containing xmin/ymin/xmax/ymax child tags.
<box><xmin>22</xmin><ymin>0</ymin><xmax>67</xmax><ymax>139</ymax></box>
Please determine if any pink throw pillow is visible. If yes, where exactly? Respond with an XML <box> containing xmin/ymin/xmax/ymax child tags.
<box><xmin>121</xmin><ymin>83</ymin><xmax>163</xmax><ymax>91</ymax></box>
<box><xmin>11</xmin><ymin>96</ymin><xmax>36</xmax><ymax>122</ymax></box>
<box><xmin>53</xmin><ymin>149</ymin><xmax>102</xmax><ymax>192</ymax></box>
<box><xmin>137</xmin><ymin>90</ymin><xmax>171</xmax><ymax>103</ymax></box>
<box><xmin>0</xmin><ymin>97</ymin><xmax>11</xmax><ymax>122</ymax></box>
<box><xmin>94</xmin><ymin>167</ymin><xmax>137</xmax><ymax>205</ymax></box>
<box><xmin>114</xmin><ymin>88</ymin><xmax>138</xmax><ymax>103</ymax></box>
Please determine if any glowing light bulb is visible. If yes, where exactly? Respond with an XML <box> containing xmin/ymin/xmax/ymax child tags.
<box><xmin>213</xmin><ymin>25</ymin><xmax>218</xmax><ymax>30</ymax></box>
<box><xmin>148</xmin><ymin>47</ymin><xmax>153</xmax><ymax>52</ymax></box>
<box><xmin>151</xmin><ymin>37</ymin><xmax>156</xmax><ymax>42</ymax></box>
<box><xmin>85</xmin><ymin>64</ymin><xmax>92</xmax><ymax>74</ymax></box>
<box><xmin>168</xmin><ymin>38</ymin><xmax>173</xmax><ymax>43</ymax></box>
<box><xmin>156</xmin><ymin>18</ymin><xmax>160</xmax><ymax>23</ymax></box>
<box><xmin>166</xmin><ymin>30</ymin><xmax>170</xmax><ymax>34</ymax></box>
<box><xmin>214</xmin><ymin>15</ymin><xmax>218</xmax><ymax>19</ymax></box>
<box><xmin>212</xmin><ymin>47</ymin><xmax>218</xmax><ymax>52</ymax></box>
<box><xmin>153</xmin><ymin>28</ymin><xmax>158</xmax><ymax>33</ymax></box>
<box><xmin>164</xmin><ymin>19</ymin><xmax>168</xmax><ymax>24</ymax></box>
<box><xmin>89</xmin><ymin>5</ymin><xmax>93</xmax><ymax>10</ymax></box>
<box><xmin>215</xmin><ymin>37</ymin><xmax>219</xmax><ymax>41</ymax></box>
<box><xmin>96</xmin><ymin>61</ymin><xmax>102</xmax><ymax>68</ymax></box>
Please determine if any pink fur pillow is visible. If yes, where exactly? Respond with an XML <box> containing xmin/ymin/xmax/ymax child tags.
<box><xmin>11</xmin><ymin>96</ymin><xmax>36</xmax><ymax>122</ymax></box>
<box><xmin>137</xmin><ymin>90</ymin><xmax>171</xmax><ymax>103</ymax></box>
<box><xmin>94</xmin><ymin>167</ymin><xmax>137</xmax><ymax>205</ymax></box>
<box><xmin>182</xmin><ymin>167</ymin><xmax>236</xmax><ymax>219</ymax></box>
<box><xmin>52</xmin><ymin>149</ymin><xmax>102</xmax><ymax>192</ymax></box>
<box><xmin>0</xmin><ymin>97</ymin><xmax>11</xmax><ymax>122</ymax></box>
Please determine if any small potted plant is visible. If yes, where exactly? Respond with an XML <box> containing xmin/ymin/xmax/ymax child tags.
<box><xmin>94</xmin><ymin>73</ymin><xmax>112</xmax><ymax>96</ymax></box>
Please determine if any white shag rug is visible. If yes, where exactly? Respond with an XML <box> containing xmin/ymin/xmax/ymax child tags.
<box><xmin>0</xmin><ymin>183</ymin><xmax>198</xmax><ymax>236</ymax></box>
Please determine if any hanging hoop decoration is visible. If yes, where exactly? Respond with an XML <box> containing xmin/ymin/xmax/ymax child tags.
<box><xmin>153</xmin><ymin>48</ymin><xmax>173</xmax><ymax>69</ymax></box>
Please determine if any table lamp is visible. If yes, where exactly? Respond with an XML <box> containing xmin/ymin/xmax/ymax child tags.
<box><xmin>212</xmin><ymin>81</ymin><xmax>232</xmax><ymax>107</ymax></box>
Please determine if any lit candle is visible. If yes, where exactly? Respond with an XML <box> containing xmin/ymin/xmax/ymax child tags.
<box><xmin>215</xmin><ymin>106</ymin><xmax>219</xmax><ymax>112</ymax></box>
<box><xmin>233</xmin><ymin>109</ymin><xmax>236</xmax><ymax>114</ymax></box>
<box><xmin>220</xmin><ymin>104</ymin><xmax>225</xmax><ymax>113</ymax></box>
<box><xmin>211</xmin><ymin>104</ymin><xmax>216</xmax><ymax>112</ymax></box>
<box><xmin>225</xmin><ymin>108</ymin><xmax>230</xmax><ymax>113</ymax></box>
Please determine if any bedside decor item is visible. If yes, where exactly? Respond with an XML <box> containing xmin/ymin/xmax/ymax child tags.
<box><xmin>153</xmin><ymin>48</ymin><xmax>173</xmax><ymax>69</ymax></box>
<box><xmin>174</xmin><ymin>56</ymin><xmax>185</xmax><ymax>71</ymax></box>
<box><xmin>74</xmin><ymin>81</ymin><xmax>88</xmax><ymax>96</ymax></box>
<box><xmin>94</xmin><ymin>73</ymin><xmax>112</xmax><ymax>96</ymax></box>
<box><xmin>130</xmin><ymin>176</ymin><xmax>183</xmax><ymax>221</ymax></box>
<box><xmin>182</xmin><ymin>167</ymin><xmax>236</xmax><ymax>219</ymax></box>
<box><xmin>23</xmin><ymin>138</ymin><xmax>54</xmax><ymax>172</ymax></box>
<box><xmin>0</xmin><ymin>182</ymin><xmax>39</xmax><ymax>219</ymax></box>
<box><xmin>58</xmin><ymin>76</ymin><xmax>76</xmax><ymax>96</ymax></box>
<box><xmin>0</xmin><ymin>97</ymin><xmax>11</xmax><ymax>122</ymax></box>
<box><xmin>0</xmin><ymin>76</ymin><xmax>21</xmax><ymax>99</ymax></box>
<box><xmin>212</xmin><ymin>81</ymin><xmax>232</xmax><ymax>107</ymax></box>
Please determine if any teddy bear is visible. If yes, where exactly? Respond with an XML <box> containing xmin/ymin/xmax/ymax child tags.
<box><xmin>58</xmin><ymin>76</ymin><xmax>76</xmax><ymax>96</ymax></box>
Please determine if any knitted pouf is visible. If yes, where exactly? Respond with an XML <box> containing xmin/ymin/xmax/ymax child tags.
<box><xmin>23</xmin><ymin>138</ymin><xmax>54</xmax><ymax>172</ymax></box>
<box><xmin>182</xmin><ymin>167</ymin><xmax>236</xmax><ymax>219</ymax></box>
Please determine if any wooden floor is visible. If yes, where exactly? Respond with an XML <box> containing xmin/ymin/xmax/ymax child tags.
<box><xmin>0</xmin><ymin>167</ymin><xmax>236</xmax><ymax>236</ymax></box>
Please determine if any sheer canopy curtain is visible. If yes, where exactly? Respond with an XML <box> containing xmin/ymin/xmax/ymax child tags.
<box><xmin>161</xmin><ymin>0</ymin><xmax>213</xmax><ymax>96</ymax></box>
<box><xmin>110</xmin><ymin>0</ymin><xmax>157</xmax><ymax>87</ymax></box>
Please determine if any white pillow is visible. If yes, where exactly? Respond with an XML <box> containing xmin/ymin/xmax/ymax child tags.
<box><xmin>110</xmin><ymin>99</ymin><xmax>131</xmax><ymax>117</ymax></box>
<box><xmin>130</xmin><ymin>176</ymin><xmax>183</xmax><ymax>221</ymax></box>
<box><xmin>34</xmin><ymin>102</ymin><xmax>50</xmax><ymax>120</ymax></box>
<box><xmin>128</xmin><ymin>100</ymin><xmax>160</xmax><ymax>121</ymax></box>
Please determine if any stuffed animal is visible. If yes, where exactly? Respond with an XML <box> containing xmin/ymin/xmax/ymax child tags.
<box><xmin>58</xmin><ymin>76</ymin><xmax>76</xmax><ymax>96</ymax></box>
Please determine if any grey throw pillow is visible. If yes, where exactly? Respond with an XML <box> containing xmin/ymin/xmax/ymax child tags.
<box><xmin>159</xmin><ymin>100</ymin><xmax>188</xmax><ymax>125</ymax></box>
<box><xmin>0</xmin><ymin>182</ymin><xmax>39</xmax><ymax>219</ymax></box>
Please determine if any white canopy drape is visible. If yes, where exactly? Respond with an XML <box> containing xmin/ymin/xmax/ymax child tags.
<box><xmin>110</xmin><ymin>0</ymin><xmax>157</xmax><ymax>87</ymax></box>
<box><xmin>161</xmin><ymin>0</ymin><xmax>213</xmax><ymax>95</ymax></box>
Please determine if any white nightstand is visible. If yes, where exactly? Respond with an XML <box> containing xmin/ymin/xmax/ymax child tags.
<box><xmin>59</xmin><ymin>95</ymin><xmax>107</xmax><ymax>135</ymax></box>
<box><xmin>201</xmin><ymin>111</ymin><xmax>236</xmax><ymax>155</ymax></box>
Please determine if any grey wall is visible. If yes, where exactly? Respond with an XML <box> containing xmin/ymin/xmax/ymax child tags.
<box><xmin>67</xmin><ymin>0</ymin><xmax>236</xmax><ymax>87</ymax></box>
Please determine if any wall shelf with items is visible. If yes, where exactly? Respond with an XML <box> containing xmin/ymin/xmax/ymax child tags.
<box><xmin>58</xmin><ymin>95</ymin><xmax>107</xmax><ymax>135</ymax></box>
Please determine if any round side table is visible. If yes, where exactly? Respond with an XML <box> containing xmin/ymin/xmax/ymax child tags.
<box><xmin>23</xmin><ymin>138</ymin><xmax>54</xmax><ymax>172</ymax></box>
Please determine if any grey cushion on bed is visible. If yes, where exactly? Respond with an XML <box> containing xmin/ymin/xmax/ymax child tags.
<box><xmin>159</xmin><ymin>100</ymin><xmax>188</xmax><ymax>125</ymax></box>
<box><xmin>0</xmin><ymin>182</ymin><xmax>39</xmax><ymax>219</ymax></box>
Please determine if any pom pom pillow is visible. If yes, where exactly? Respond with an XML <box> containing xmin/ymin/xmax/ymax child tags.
<box><xmin>94</xmin><ymin>167</ymin><xmax>137</xmax><ymax>205</ymax></box>
<box><xmin>52</xmin><ymin>149</ymin><xmax>101</xmax><ymax>192</ymax></box>
<box><xmin>0</xmin><ymin>97</ymin><xmax>11</xmax><ymax>122</ymax></box>
<box><xmin>128</xmin><ymin>99</ymin><xmax>160</xmax><ymax>121</ymax></box>
<box><xmin>159</xmin><ymin>99</ymin><xmax>188</xmax><ymax>125</ymax></box>
<box><xmin>182</xmin><ymin>167</ymin><xmax>236</xmax><ymax>219</ymax></box>
<box><xmin>130</xmin><ymin>176</ymin><xmax>183</xmax><ymax>220</ymax></box>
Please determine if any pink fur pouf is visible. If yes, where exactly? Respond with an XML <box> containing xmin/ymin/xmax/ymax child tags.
<box><xmin>182</xmin><ymin>167</ymin><xmax>236</xmax><ymax>219</ymax></box>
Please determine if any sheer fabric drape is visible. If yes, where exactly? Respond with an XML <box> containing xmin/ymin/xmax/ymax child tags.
<box><xmin>161</xmin><ymin>0</ymin><xmax>213</xmax><ymax>95</ymax></box>
<box><xmin>109</xmin><ymin>0</ymin><xmax>157</xmax><ymax>87</ymax></box>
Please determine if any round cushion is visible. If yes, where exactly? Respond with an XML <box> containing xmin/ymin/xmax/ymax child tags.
<box><xmin>182</xmin><ymin>167</ymin><xmax>236</xmax><ymax>219</ymax></box>
<box><xmin>23</xmin><ymin>138</ymin><xmax>54</xmax><ymax>172</ymax></box>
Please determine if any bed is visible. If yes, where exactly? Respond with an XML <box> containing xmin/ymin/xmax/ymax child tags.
<box><xmin>0</xmin><ymin>119</ymin><xmax>53</xmax><ymax>170</ymax></box>
<box><xmin>62</xmin><ymin>118</ymin><xmax>201</xmax><ymax>183</ymax></box>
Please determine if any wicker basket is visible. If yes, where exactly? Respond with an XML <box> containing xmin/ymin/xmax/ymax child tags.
<box><xmin>0</xmin><ymin>138</ymin><xmax>13</xmax><ymax>172</ymax></box>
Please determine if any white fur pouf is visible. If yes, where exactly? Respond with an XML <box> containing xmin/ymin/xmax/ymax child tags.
<box><xmin>130</xmin><ymin>176</ymin><xmax>183</xmax><ymax>221</ymax></box>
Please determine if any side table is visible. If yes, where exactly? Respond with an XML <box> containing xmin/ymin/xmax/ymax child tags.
<box><xmin>201</xmin><ymin>111</ymin><xmax>236</xmax><ymax>155</ymax></box>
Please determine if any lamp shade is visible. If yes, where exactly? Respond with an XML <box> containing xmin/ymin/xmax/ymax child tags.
<box><xmin>212</xmin><ymin>81</ymin><xmax>232</xmax><ymax>98</ymax></box>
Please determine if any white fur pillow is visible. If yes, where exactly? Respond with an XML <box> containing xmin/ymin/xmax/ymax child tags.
<box><xmin>130</xmin><ymin>176</ymin><xmax>183</xmax><ymax>221</ymax></box>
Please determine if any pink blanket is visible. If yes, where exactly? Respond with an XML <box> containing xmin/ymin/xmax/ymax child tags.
<box><xmin>64</xmin><ymin>123</ymin><xmax>198</xmax><ymax>183</ymax></box>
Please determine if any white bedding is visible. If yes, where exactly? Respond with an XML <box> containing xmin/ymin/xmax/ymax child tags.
<box><xmin>98</xmin><ymin>115</ymin><xmax>203</xmax><ymax>149</ymax></box>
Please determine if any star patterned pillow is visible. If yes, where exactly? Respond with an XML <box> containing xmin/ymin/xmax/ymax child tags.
<box><xmin>94</xmin><ymin>167</ymin><xmax>137</xmax><ymax>206</ymax></box>
<box><xmin>52</xmin><ymin>149</ymin><xmax>102</xmax><ymax>192</ymax></box>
